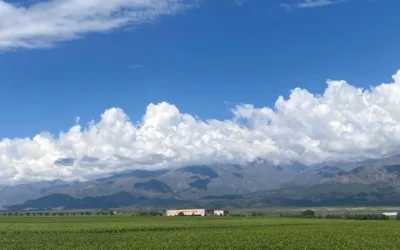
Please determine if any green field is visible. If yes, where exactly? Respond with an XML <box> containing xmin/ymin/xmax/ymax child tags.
<box><xmin>1</xmin><ymin>215</ymin><xmax>400</xmax><ymax>249</ymax></box>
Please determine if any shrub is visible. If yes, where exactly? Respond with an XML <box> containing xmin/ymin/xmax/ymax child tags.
<box><xmin>325</xmin><ymin>214</ymin><xmax>341</xmax><ymax>219</ymax></box>
<box><xmin>230</xmin><ymin>214</ymin><xmax>245</xmax><ymax>217</ymax></box>
<box><xmin>301</xmin><ymin>210</ymin><xmax>315</xmax><ymax>218</ymax></box>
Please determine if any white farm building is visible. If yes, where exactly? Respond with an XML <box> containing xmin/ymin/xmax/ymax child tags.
<box><xmin>382</xmin><ymin>212</ymin><xmax>398</xmax><ymax>216</ymax></box>
<box><xmin>166</xmin><ymin>209</ymin><xmax>229</xmax><ymax>216</ymax></box>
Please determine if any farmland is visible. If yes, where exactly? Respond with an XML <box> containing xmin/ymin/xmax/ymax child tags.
<box><xmin>1</xmin><ymin>215</ymin><xmax>400</xmax><ymax>249</ymax></box>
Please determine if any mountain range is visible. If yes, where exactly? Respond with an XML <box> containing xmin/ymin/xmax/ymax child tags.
<box><xmin>3</xmin><ymin>155</ymin><xmax>400</xmax><ymax>210</ymax></box>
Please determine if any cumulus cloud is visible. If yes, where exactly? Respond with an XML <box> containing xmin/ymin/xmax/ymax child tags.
<box><xmin>0</xmin><ymin>0</ymin><xmax>196</xmax><ymax>50</ymax></box>
<box><xmin>282</xmin><ymin>0</ymin><xmax>347</xmax><ymax>10</ymax></box>
<box><xmin>2</xmin><ymin>70</ymin><xmax>400</xmax><ymax>184</ymax></box>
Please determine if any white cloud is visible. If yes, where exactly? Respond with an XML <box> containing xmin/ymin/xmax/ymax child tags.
<box><xmin>282</xmin><ymin>0</ymin><xmax>347</xmax><ymax>10</ymax></box>
<box><xmin>234</xmin><ymin>0</ymin><xmax>248</xmax><ymax>6</ymax></box>
<box><xmin>0</xmin><ymin>0</ymin><xmax>196</xmax><ymax>50</ymax></box>
<box><xmin>1</xmin><ymin>70</ymin><xmax>400</xmax><ymax>185</ymax></box>
<box><xmin>129</xmin><ymin>64</ymin><xmax>144</xmax><ymax>69</ymax></box>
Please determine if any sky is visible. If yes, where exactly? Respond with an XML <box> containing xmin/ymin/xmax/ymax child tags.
<box><xmin>0</xmin><ymin>0</ymin><xmax>400</xmax><ymax>185</ymax></box>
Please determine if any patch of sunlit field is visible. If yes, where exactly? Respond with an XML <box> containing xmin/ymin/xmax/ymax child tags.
<box><xmin>1</xmin><ymin>215</ymin><xmax>399</xmax><ymax>249</ymax></box>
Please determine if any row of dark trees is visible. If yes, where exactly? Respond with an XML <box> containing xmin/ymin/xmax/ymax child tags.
<box><xmin>133</xmin><ymin>211</ymin><xmax>163</xmax><ymax>216</ymax></box>
<box><xmin>229</xmin><ymin>210</ymin><xmax>313</xmax><ymax>218</ymax></box>
<box><xmin>1</xmin><ymin>211</ymin><xmax>167</xmax><ymax>216</ymax></box>
<box><xmin>176</xmin><ymin>212</ymin><xmax>203</xmax><ymax>216</ymax></box>
<box><xmin>230</xmin><ymin>214</ymin><xmax>246</xmax><ymax>217</ymax></box>
<box><xmin>279</xmin><ymin>209</ymin><xmax>316</xmax><ymax>218</ymax></box>
<box><xmin>1</xmin><ymin>211</ymin><xmax>115</xmax><ymax>216</ymax></box>
<box><xmin>280</xmin><ymin>209</ymin><xmax>400</xmax><ymax>220</ymax></box>
<box><xmin>229</xmin><ymin>212</ymin><xmax>268</xmax><ymax>217</ymax></box>
<box><xmin>324</xmin><ymin>213</ymin><xmax>390</xmax><ymax>220</ymax></box>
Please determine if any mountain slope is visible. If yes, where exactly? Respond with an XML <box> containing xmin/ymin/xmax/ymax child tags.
<box><xmin>9</xmin><ymin>181</ymin><xmax>400</xmax><ymax>210</ymax></box>
<box><xmin>0</xmin><ymin>180</ymin><xmax>69</xmax><ymax>209</ymax></box>
<box><xmin>6</xmin><ymin>192</ymin><xmax>196</xmax><ymax>210</ymax></box>
<box><xmin>7</xmin><ymin>156</ymin><xmax>400</xmax><ymax>210</ymax></box>
<box><xmin>286</xmin><ymin>166</ymin><xmax>343</xmax><ymax>186</ymax></box>
<box><xmin>0</xmin><ymin>162</ymin><xmax>301</xmax><ymax>208</ymax></box>
<box><xmin>133</xmin><ymin>180</ymin><xmax>173</xmax><ymax>193</ymax></box>
<box><xmin>322</xmin><ymin>156</ymin><xmax>400</xmax><ymax>186</ymax></box>
<box><xmin>201</xmin><ymin>182</ymin><xmax>400</xmax><ymax>208</ymax></box>
<box><xmin>285</xmin><ymin>155</ymin><xmax>400</xmax><ymax>187</ymax></box>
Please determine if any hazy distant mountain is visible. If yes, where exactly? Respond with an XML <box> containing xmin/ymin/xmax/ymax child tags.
<box><xmin>6</xmin><ymin>192</ymin><xmax>196</xmax><ymax>210</ymax></box>
<box><xmin>201</xmin><ymin>182</ymin><xmax>400</xmax><ymax>208</ymax></box>
<box><xmin>285</xmin><ymin>166</ymin><xmax>344</xmax><ymax>186</ymax></box>
<box><xmin>97</xmin><ymin>169</ymin><xmax>170</xmax><ymax>181</ymax></box>
<box><xmin>0</xmin><ymin>162</ymin><xmax>301</xmax><ymax>209</ymax></box>
<box><xmin>0</xmin><ymin>180</ymin><xmax>69</xmax><ymax>209</ymax></box>
<box><xmin>7</xmin><ymin>155</ymin><xmax>400</xmax><ymax>210</ymax></box>
<box><xmin>322</xmin><ymin>156</ymin><xmax>400</xmax><ymax>186</ymax></box>
<box><xmin>133</xmin><ymin>180</ymin><xmax>173</xmax><ymax>193</ymax></box>
<box><xmin>284</xmin><ymin>155</ymin><xmax>400</xmax><ymax>187</ymax></box>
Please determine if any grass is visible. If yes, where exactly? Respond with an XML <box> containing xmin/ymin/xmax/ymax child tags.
<box><xmin>1</xmin><ymin>215</ymin><xmax>400</xmax><ymax>249</ymax></box>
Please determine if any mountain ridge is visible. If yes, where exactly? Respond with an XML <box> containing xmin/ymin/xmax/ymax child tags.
<box><xmin>5</xmin><ymin>155</ymin><xmax>400</xmax><ymax>210</ymax></box>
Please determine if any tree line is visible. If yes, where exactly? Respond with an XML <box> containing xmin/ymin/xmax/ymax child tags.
<box><xmin>132</xmin><ymin>211</ymin><xmax>164</xmax><ymax>216</ymax></box>
<box><xmin>280</xmin><ymin>209</ymin><xmax>400</xmax><ymax>220</ymax></box>
<box><xmin>1</xmin><ymin>211</ymin><xmax>116</xmax><ymax>216</ymax></box>
<box><xmin>1</xmin><ymin>211</ymin><xmax>166</xmax><ymax>216</ymax></box>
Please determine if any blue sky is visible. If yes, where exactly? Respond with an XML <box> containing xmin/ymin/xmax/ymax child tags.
<box><xmin>1</xmin><ymin>0</ymin><xmax>399</xmax><ymax>138</ymax></box>
<box><xmin>2</xmin><ymin>0</ymin><xmax>400</xmax><ymax>184</ymax></box>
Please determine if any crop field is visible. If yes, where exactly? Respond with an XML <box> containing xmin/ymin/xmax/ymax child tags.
<box><xmin>1</xmin><ymin>215</ymin><xmax>400</xmax><ymax>249</ymax></box>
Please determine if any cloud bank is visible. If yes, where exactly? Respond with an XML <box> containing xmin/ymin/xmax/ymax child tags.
<box><xmin>0</xmin><ymin>0</ymin><xmax>195</xmax><ymax>50</ymax></box>
<box><xmin>1</xmin><ymin>70</ymin><xmax>400</xmax><ymax>185</ymax></box>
